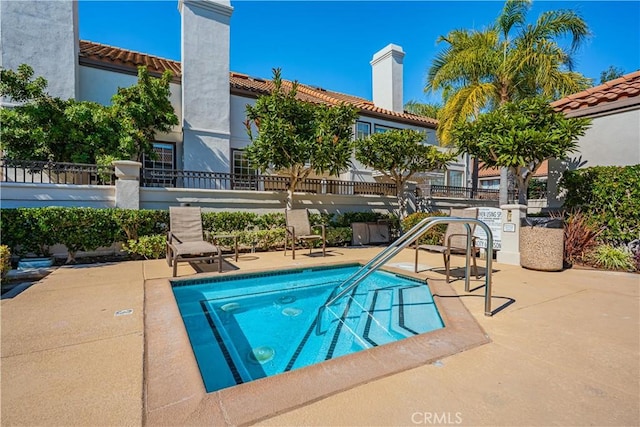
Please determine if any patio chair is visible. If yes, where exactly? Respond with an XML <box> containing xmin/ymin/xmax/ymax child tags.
<box><xmin>284</xmin><ymin>209</ymin><xmax>325</xmax><ymax>260</ymax></box>
<box><xmin>167</xmin><ymin>206</ymin><xmax>221</xmax><ymax>277</ymax></box>
<box><xmin>414</xmin><ymin>208</ymin><xmax>479</xmax><ymax>283</ymax></box>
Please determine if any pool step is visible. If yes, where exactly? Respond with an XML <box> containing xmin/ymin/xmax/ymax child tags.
<box><xmin>313</xmin><ymin>283</ymin><xmax>441</xmax><ymax>359</ymax></box>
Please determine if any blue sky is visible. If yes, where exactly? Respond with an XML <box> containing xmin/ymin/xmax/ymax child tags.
<box><xmin>79</xmin><ymin>1</ymin><xmax>640</xmax><ymax>105</ymax></box>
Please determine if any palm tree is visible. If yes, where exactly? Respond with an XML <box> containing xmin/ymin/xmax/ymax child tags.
<box><xmin>426</xmin><ymin>0</ymin><xmax>591</xmax><ymax>204</ymax></box>
<box><xmin>404</xmin><ymin>101</ymin><xmax>442</xmax><ymax>119</ymax></box>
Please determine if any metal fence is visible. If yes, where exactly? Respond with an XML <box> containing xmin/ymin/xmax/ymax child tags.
<box><xmin>140</xmin><ymin>168</ymin><xmax>398</xmax><ymax>196</ymax></box>
<box><xmin>1</xmin><ymin>159</ymin><xmax>115</xmax><ymax>185</ymax></box>
<box><xmin>2</xmin><ymin>159</ymin><xmax>546</xmax><ymax>202</ymax></box>
<box><xmin>420</xmin><ymin>184</ymin><xmax>522</xmax><ymax>202</ymax></box>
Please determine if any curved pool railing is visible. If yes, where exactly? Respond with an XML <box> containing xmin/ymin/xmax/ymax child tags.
<box><xmin>316</xmin><ymin>217</ymin><xmax>494</xmax><ymax>335</ymax></box>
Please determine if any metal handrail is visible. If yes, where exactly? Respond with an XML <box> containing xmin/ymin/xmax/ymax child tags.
<box><xmin>316</xmin><ymin>217</ymin><xmax>494</xmax><ymax>334</ymax></box>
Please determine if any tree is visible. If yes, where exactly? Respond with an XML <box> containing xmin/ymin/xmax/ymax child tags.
<box><xmin>0</xmin><ymin>64</ymin><xmax>177</xmax><ymax>164</ymax></box>
<box><xmin>244</xmin><ymin>69</ymin><xmax>358</xmax><ymax>209</ymax></box>
<box><xmin>452</xmin><ymin>96</ymin><xmax>590</xmax><ymax>205</ymax></box>
<box><xmin>599</xmin><ymin>66</ymin><xmax>624</xmax><ymax>84</ymax></box>
<box><xmin>111</xmin><ymin>67</ymin><xmax>178</xmax><ymax>162</ymax></box>
<box><xmin>426</xmin><ymin>0</ymin><xmax>592</xmax><ymax>204</ymax></box>
<box><xmin>404</xmin><ymin>101</ymin><xmax>441</xmax><ymax>119</ymax></box>
<box><xmin>354</xmin><ymin>129</ymin><xmax>455</xmax><ymax>219</ymax></box>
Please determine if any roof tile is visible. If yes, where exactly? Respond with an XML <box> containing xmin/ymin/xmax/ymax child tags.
<box><xmin>551</xmin><ymin>70</ymin><xmax>640</xmax><ymax>113</ymax></box>
<box><xmin>79</xmin><ymin>40</ymin><xmax>437</xmax><ymax>128</ymax></box>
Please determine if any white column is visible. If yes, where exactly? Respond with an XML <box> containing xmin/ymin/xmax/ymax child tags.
<box><xmin>0</xmin><ymin>0</ymin><xmax>79</xmax><ymax>103</ymax></box>
<box><xmin>497</xmin><ymin>204</ymin><xmax>527</xmax><ymax>265</ymax></box>
<box><xmin>179</xmin><ymin>0</ymin><xmax>233</xmax><ymax>174</ymax></box>
<box><xmin>113</xmin><ymin>161</ymin><xmax>141</xmax><ymax>210</ymax></box>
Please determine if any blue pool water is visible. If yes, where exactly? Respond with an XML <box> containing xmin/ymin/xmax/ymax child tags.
<box><xmin>172</xmin><ymin>264</ymin><xmax>444</xmax><ymax>392</ymax></box>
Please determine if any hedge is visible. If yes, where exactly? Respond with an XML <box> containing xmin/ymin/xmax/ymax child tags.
<box><xmin>560</xmin><ymin>165</ymin><xmax>640</xmax><ymax>245</ymax></box>
<box><xmin>0</xmin><ymin>208</ymin><xmax>392</xmax><ymax>261</ymax></box>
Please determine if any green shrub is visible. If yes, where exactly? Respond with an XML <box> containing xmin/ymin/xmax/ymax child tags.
<box><xmin>560</xmin><ymin>165</ymin><xmax>640</xmax><ymax>245</ymax></box>
<box><xmin>584</xmin><ymin>244</ymin><xmax>636</xmax><ymax>272</ymax></box>
<box><xmin>51</xmin><ymin>208</ymin><xmax>119</xmax><ymax>263</ymax></box>
<box><xmin>0</xmin><ymin>245</ymin><xmax>11</xmax><ymax>280</ymax></box>
<box><xmin>123</xmin><ymin>234</ymin><xmax>167</xmax><ymax>260</ymax></box>
<box><xmin>0</xmin><ymin>207</ymin><xmax>58</xmax><ymax>256</ymax></box>
<box><xmin>112</xmin><ymin>209</ymin><xmax>169</xmax><ymax>241</ymax></box>
<box><xmin>401</xmin><ymin>212</ymin><xmax>448</xmax><ymax>245</ymax></box>
<box><xmin>0</xmin><ymin>207</ymin><xmax>400</xmax><ymax>260</ymax></box>
<box><xmin>202</xmin><ymin>211</ymin><xmax>261</xmax><ymax>233</ymax></box>
<box><xmin>325</xmin><ymin>227</ymin><xmax>352</xmax><ymax>247</ymax></box>
<box><xmin>255</xmin><ymin>212</ymin><xmax>286</xmax><ymax>229</ymax></box>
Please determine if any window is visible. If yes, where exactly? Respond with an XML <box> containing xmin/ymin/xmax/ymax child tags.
<box><xmin>447</xmin><ymin>170</ymin><xmax>464</xmax><ymax>187</ymax></box>
<box><xmin>143</xmin><ymin>142</ymin><xmax>175</xmax><ymax>187</ymax></box>
<box><xmin>232</xmin><ymin>149</ymin><xmax>257</xmax><ymax>190</ymax></box>
<box><xmin>144</xmin><ymin>142</ymin><xmax>175</xmax><ymax>170</ymax></box>
<box><xmin>374</xmin><ymin>124</ymin><xmax>397</xmax><ymax>134</ymax></box>
<box><xmin>356</xmin><ymin>121</ymin><xmax>371</xmax><ymax>139</ymax></box>
<box><xmin>480</xmin><ymin>179</ymin><xmax>500</xmax><ymax>190</ymax></box>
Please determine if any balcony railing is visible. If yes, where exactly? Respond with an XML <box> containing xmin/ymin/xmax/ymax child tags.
<box><xmin>141</xmin><ymin>168</ymin><xmax>398</xmax><ymax>196</ymax></box>
<box><xmin>1</xmin><ymin>159</ymin><xmax>115</xmax><ymax>185</ymax></box>
<box><xmin>420</xmin><ymin>184</ymin><xmax>519</xmax><ymax>202</ymax></box>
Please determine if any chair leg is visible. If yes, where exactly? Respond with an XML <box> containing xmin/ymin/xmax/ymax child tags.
<box><xmin>173</xmin><ymin>256</ymin><xmax>178</xmax><ymax>277</ymax></box>
<box><xmin>217</xmin><ymin>251</ymin><xmax>222</xmax><ymax>273</ymax></box>
<box><xmin>472</xmin><ymin>252</ymin><xmax>479</xmax><ymax>279</ymax></box>
<box><xmin>292</xmin><ymin>239</ymin><xmax>296</xmax><ymax>260</ymax></box>
<box><xmin>444</xmin><ymin>252</ymin><xmax>450</xmax><ymax>283</ymax></box>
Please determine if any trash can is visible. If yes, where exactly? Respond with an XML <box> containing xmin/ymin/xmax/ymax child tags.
<box><xmin>520</xmin><ymin>217</ymin><xmax>564</xmax><ymax>271</ymax></box>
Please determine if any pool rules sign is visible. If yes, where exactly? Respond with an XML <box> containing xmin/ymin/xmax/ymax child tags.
<box><xmin>472</xmin><ymin>207</ymin><xmax>502</xmax><ymax>250</ymax></box>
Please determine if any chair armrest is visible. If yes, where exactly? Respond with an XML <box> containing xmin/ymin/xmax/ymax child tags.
<box><xmin>167</xmin><ymin>231</ymin><xmax>183</xmax><ymax>244</ymax></box>
<box><xmin>311</xmin><ymin>224</ymin><xmax>326</xmax><ymax>238</ymax></box>
<box><xmin>285</xmin><ymin>225</ymin><xmax>295</xmax><ymax>236</ymax></box>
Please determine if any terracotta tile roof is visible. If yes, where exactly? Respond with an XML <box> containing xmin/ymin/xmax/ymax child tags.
<box><xmin>551</xmin><ymin>70</ymin><xmax>640</xmax><ymax>115</ymax></box>
<box><xmin>79</xmin><ymin>40</ymin><xmax>437</xmax><ymax>128</ymax></box>
<box><xmin>79</xmin><ymin>40</ymin><xmax>182</xmax><ymax>76</ymax></box>
<box><xmin>477</xmin><ymin>160</ymin><xmax>548</xmax><ymax>179</ymax></box>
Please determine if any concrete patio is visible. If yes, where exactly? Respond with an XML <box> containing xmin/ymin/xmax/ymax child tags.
<box><xmin>1</xmin><ymin>247</ymin><xmax>638</xmax><ymax>426</ymax></box>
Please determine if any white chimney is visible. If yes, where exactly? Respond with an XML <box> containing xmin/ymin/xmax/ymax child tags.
<box><xmin>370</xmin><ymin>44</ymin><xmax>405</xmax><ymax>113</ymax></box>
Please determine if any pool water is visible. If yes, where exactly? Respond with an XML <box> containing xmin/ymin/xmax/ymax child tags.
<box><xmin>172</xmin><ymin>264</ymin><xmax>444</xmax><ymax>393</ymax></box>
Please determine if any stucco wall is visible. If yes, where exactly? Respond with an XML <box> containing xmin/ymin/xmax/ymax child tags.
<box><xmin>547</xmin><ymin>107</ymin><xmax>640</xmax><ymax>208</ymax></box>
<box><xmin>0</xmin><ymin>0</ymin><xmax>78</xmax><ymax>101</ymax></box>
<box><xmin>0</xmin><ymin>183</ymin><xmax>115</xmax><ymax>208</ymax></box>
<box><xmin>570</xmin><ymin>108</ymin><xmax>640</xmax><ymax>168</ymax></box>
<box><xmin>140</xmin><ymin>187</ymin><xmax>399</xmax><ymax>215</ymax></box>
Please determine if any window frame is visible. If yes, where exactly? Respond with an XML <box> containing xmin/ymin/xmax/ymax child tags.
<box><xmin>355</xmin><ymin>121</ymin><xmax>371</xmax><ymax>139</ymax></box>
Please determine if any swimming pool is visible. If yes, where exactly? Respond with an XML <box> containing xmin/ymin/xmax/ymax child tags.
<box><xmin>172</xmin><ymin>264</ymin><xmax>444</xmax><ymax>393</ymax></box>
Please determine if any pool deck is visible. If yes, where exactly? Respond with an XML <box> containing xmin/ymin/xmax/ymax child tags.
<box><xmin>1</xmin><ymin>247</ymin><xmax>638</xmax><ymax>426</ymax></box>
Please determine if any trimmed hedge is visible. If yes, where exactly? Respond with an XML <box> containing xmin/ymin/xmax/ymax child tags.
<box><xmin>0</xmin><ymin>208</ymin><xmax>384</xmax><ymax>261</ymax></box>
<box><xmin>560</xmin><ymin>165</ymin><xmax>640</xmax><ymax>245</ymax></box>
<box><xmin>0</xmin><ymin>245</ymin><xmax>10</xmax><ymax>280</ymax></box>
<box><xmin>401</xmin><ymin>211</ymin><xmax>448</xmax><ymax>245</ymax></box>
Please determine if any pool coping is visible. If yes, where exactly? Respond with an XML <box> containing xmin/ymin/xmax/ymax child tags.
<box><xmin>143</xmin><ymin>260</ymin><xmax>490</xmax><ymax>426</ymax></box>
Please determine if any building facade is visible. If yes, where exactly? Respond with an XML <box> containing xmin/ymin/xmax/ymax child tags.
<box><xmin>0</xmin><ymin>0</ymin><xmax>466</xmax><ymax>188</ymax></box>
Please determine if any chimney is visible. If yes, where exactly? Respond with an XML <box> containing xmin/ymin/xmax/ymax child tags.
<box><xmin>370</xmin><ymin>44</ymin><xmax>405</xmax><ymax>113</ymax></box>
